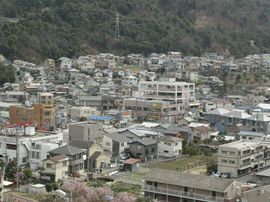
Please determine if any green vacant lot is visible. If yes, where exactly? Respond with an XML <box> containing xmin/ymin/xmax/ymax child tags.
<box><xmin>158</xmin><ymin>155</ymin><xmax>216</xmax><ymax>171</ymax></box>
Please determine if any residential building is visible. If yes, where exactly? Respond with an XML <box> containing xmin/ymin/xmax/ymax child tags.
<box><xmin>29</xmin><ymin>140</ymin><xmax>59</xmax><ymax>170</ymax></box>
<box><xmin>69</xmin><ymin>106</ymin><xmax>100</xmax><ymax>121</ymax></box>
<box><xmin>0</xmin><ymin>101</ymin><xmax>21</xmax><ymax>121</ymax></box>
<box><xmin>9</xmin><ymin>103</ymin><xmax>56</xmax><ymax>131</ymax></box>
<box><xmin>205</xmin><ymin>108</ymin><xmax>270</xmax><ymax>134</ymax></box>
<box><xmin>48</xmin><ymin>144</ymin><xmax>84</xmax><ymax>175</ymax></box>
<box><xmin>0</xmin><ymin>91</ymin><xmax>29</xmax><ymax>102</ymax></box>
<box><xmin>124</xmin><ymin>98</ymin><xmax>183</xmax><ymax>122</ymax></box>
<box><xmin>128</xmin><ymin>139</ymin><xmax>158</xmax><ymax>162</ymax></box>
<box><xmin>69</xmin><ymin>122</ymin><xmax>103</xmax><ymax>143</ymax></box>
<box><xmin>239</xmin><ymin>131</ymin><xmax>265</xmax><ymax>141</ymax></box>
<box><xmin>241</xmin><ymin>185</ymin><xmax>270</xmax><ymax>202</ymax></box>
<box><xmin>218</xmin><ymin>140</ymin><xmax>269</xmax><ymax>177</ymax></box>
<box><xmin>102</xmin><ymin>132</ymin><xmax>130</xmax><ymax>160</ymax></box>
<box><xmin>158</xmin><ymin>136</ymin><xmax>183</xmax><ymax>158</ymax></box>
<box><xmin>138</xmin><ymin>78</ymin><xmax>195</xmax><ymax>104</ymax></box>
<box><xmin>0</xmin><ymin>128</ymin><xmax>63</xmax><ymax>166</ymax></box>
<box><xmin>89</xmin><ymin>151</ymin><xmax>110</xmax><ymax>172</ymax></box>
<box><xmin>143</xmin><ymin>169</ymin><xmax>241</xmax><ymax>202</ymax></box>
<box><xmin>40</xmin><ymin>155</ymin><xmax>69</xmax><ymax>182</ymax></box>
<box><xmin>253</xmin><ymin>168</ymin><xmax>270</xmax><ymax>186</ymax></box>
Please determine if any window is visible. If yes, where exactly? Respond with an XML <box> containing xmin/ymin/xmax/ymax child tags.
<box><xmin>6</xmin><ymin>144</ymin><xmax>17</xmax><ymax>150</ymax></box>
<box><xmin>164</xmin><ymin>150</ymin><xmax>169</xmax><ymax>153</ymax></box>
<box><xmin>229</xmin><ymin>160</ymin><xmax>235</xmax><ymax>164</ymax></box>
<box><xmin>63</xmin><ymin>161</ymin><xmax>67</xmax><ymax>166</ymax></box>
<box><xmin>229</xmin><ymin>151</ymin><xmax>235</xmax><ymax>155</ymax></box>
<box><xmin>121</xmin><ymin>143</ymin><xmax>124</xmax><ymax>147</ymax></box>
<box><xmin>44</xmin><ymin>111</ymin><xmax>51</xmax><ymax>116</ymax></box>
<box><xmin>137</xmin><ymin>146</ymin><xmax>142</xmax><ymax>150</ymax></box>
<box><xmin>221</xmin><ymin>159</ymin><xmax>227</xmax><ymax>163</ymax></box>
<box><xmin>22</xmin><ymin>157</ymin><xmax>27</xmax><ymax>163</ymax></box>
<box><xmin>222</xmin><ymin>150</ymin><xmax>228</xmax><ymax>154</ymax></box>
<box><xmin>47</xmin><ymin>163</ymin><xmax>52</xmax><ymax>168</ymax></box>
<box><xmin>175</xmin><ymin>143</ymin><xmax>178</xmax><ymax>146</ymax></box>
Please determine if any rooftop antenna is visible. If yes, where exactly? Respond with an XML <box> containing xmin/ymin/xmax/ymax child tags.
<box><xmin>115</xmin><ymin>12</ymin><xmax>120</xmax><ymax>38</ymax></box>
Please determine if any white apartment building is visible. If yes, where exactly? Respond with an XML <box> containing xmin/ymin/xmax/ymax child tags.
<box><xmin>158</xmin><ymin>136</ymin><xmax>183</xmax><ymax>158</ymax></box>
<box><xmin>69</xmin><ymin>106</ymin><xmax>100</xmax><ymax>120</ymax></box>
<box><xmin>0</xmin><ymin>127</ymin><xmax>63</xmax><ymax>168</ymax></box>
<box><xmin>138</xmin><ymin>78</ymin><xmax>195</xmax><ymax>104</ymax></box>
<box><xmin>218</xmin><ymin>140</ymin><xmax>269</xmax><ymax>177</ymax></box>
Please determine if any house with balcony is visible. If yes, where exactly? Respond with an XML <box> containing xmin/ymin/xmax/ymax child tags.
<box><xmin>48</xmin><ymin>144</ymin><xmax>84</xmax><ymax>175</ymax></box>
<box><xmin>40</xmin><ymin>155</ymin><xmax>69</xmax><ymax>182</ymax></box>
<box><xmin>143</xmin><ymin>169</ymin><xmax>241</xmax><ymax>202</ymax></box>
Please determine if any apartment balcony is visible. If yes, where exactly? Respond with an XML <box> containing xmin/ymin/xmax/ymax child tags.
<box><xmin>143</xmin><ymin>185</ymin><xmax>225</xmax><ymax>202</ymax></box>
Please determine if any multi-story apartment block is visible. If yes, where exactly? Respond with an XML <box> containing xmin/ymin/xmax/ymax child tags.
<box><xmin>218</xmin><ymin>140</ymin><xmax>269</xmax><ymax>177</ymax></box>
<box><xmin>143</xmin><ymin>169</ymin><xmax>241</xmax><ymax>202</ymax></box>
<box><xmin>9</xmin><ymin>103</ymin><xmax>56</xmax><ymax>131</ymax></box>
<box><xmin>69</xmin><ymin>122</ymin><xmax>103</xmax><ymax>143</ymax></box>
<box><xmin>124</xmin><ymin>98</ymin><xmax>183</xmax><ymax>122</ymax></box>
<box><xmin>138</xmin><ymin>78</ymin><xmax>195</xmax><ymax>105</ymax></box>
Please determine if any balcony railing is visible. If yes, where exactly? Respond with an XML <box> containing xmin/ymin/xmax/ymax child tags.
<box><xmin>143</xmin><ymin>185</ymin><xmax>225</xmax><ymax>202</ymax></box>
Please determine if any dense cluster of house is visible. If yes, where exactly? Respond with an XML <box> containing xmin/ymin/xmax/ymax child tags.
<box><xmin>1</xmin><ymin>51</ymin><xmax>270</xmax><ymax>201</ymax></box>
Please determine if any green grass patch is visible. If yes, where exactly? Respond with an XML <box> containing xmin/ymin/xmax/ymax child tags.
<box><xmin>158</xmin><ymin>155</ymin><xmax>216</xmax><ymax>171</ymax></box>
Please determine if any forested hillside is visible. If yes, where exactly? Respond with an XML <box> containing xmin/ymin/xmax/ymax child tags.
<box><xmin>1</xmin><ymin>0</ymin><xmax>270</xmax><ymax>62</ymax></box>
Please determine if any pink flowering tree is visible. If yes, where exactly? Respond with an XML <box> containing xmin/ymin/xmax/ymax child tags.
<box><xmin>62</xmin><ymin>182</ymin><xmax>138</xmax><ymax>202</ymax></box>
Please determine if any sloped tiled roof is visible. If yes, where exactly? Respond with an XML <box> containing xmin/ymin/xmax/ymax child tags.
<box><xmin>48</xmin><ymin>144</ymin><xmax>83</xmax><ymax>156</ymax></box>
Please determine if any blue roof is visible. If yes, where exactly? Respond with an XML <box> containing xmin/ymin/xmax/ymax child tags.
<box><xmin>89</xmin><ymin>115</ymin><xmax>113</xmax><ymax>121</ymax></box>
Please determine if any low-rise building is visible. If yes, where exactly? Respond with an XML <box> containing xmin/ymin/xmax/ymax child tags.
<box><xmin>102</xmin><ymin>133</ymin><xmax>130</xmax><ymax>160</ymax></box>
<box><xmin>0</xmin><ymin>101</ymin><xmax>21</xmax><ymax>121</ymax></box>
<box><xmin>48</xmin><ymin>144</ymin><xmax>84</xmax><ymax>175</ymax></box>
<box><xmin>128</xmin><ymin>139</ymin><xmax>157</xmax><ymax>162</ymax></box>
<box><xmin>69</xmin><ymin>106</ymin><xmax>100</xmax><ymax>121</ymax></box>
<box><xmin>158</xmin><ymin>136</ymin><xmax>183</xmax><ymax>158</ymax></box>
<box><xmin>143</xmin><ymin>169</ymin><xmax>241</xmax><ymax>202</ymax></box>
<box><xmin>40</xmin><ymin>155</ymin><xmax>69</xmax><ymax>182</ymax></box>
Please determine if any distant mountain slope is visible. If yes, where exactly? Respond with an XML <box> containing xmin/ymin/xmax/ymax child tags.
<box><xmin>0</xmin><ymin>0</ymin><xmax>270</xmax><ymax>62</ymax></box>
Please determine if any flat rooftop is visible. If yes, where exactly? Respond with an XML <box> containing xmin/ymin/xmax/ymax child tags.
<box><xmin>219</xmin><ymin>140</ymin><xmax>260</xmax><ymax>150</ymax></box>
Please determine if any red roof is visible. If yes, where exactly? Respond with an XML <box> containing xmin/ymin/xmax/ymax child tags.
<box><xmin>124</xmin><ymin>158</ymin><xmax>139</xmax><ymax>165</ymax></box>
<box><xmin>49</xmin><ymin>155</ymin><xmax>68</xmax><ymax>161</ymax></box>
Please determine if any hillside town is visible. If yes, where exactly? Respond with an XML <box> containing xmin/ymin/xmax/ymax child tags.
<box><xmin>1</xmin><ymin>51</ymin><xmax>270</xmax><ymax>201</ymax></box>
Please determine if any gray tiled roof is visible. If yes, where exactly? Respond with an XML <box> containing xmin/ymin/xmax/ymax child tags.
<box><xmin>131</xmin><ymin>139</ymin><xmax>157</xmax><ymax>146</ymax></box>
<box><xmin>104</xmin><ymin>133</ymin><xmax>131</xmax><ymax>143</ymax></box>
<box><xmin>144</xmin><ymin>169</ymin><xmax>235</xmax><ymax>193</ymax></box>
<box><xmin>48</xmin><ymin>144</ymin><xmax>84</xmax><ymax>156</ymax></box>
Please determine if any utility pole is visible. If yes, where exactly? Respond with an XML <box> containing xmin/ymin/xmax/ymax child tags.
<box><xmin>1</xmin><ymin>129</ymin><xmax>8</xmax><ymax>202</ymax></box>
<box><xmin>114</xmin><ymin>12</ymin><xmax>120</xmax><ymax>38</ymax></box>
<box><xmin>16</xmin><ymin>134</ymin><xmax>19</xmax><ymax>191</ymax></box>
